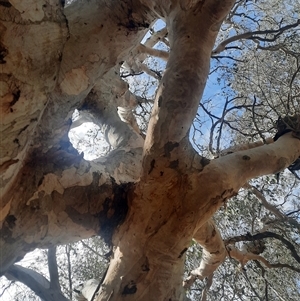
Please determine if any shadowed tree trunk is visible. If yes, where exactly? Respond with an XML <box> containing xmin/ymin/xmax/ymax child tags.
<box><xmin>1</xmin><ymin>1</ymin><xmax>300</xmax><ymax>300</ymax></box>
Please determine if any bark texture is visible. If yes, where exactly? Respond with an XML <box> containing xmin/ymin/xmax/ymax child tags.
<box><xmin>1</xmin><ymin>1</ymin><xmax>300</xmax><ymax>301</ymax></box>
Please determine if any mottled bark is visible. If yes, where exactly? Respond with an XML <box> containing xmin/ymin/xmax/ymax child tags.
<box><xmin>1</xmin><ymin>0</ymin><xmax>154</xmax><ymax>199</ymax></box>
<box><xmin>1</xmin><ymin>1</ymin><xmax>300</xmax><ymax>301</ymax></box>
<box><xmin>1</xmin><ymin>0</ymin><xmax>153</xmax><ymax>274</ymax></box>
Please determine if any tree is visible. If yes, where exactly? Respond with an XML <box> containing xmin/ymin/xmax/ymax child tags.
<box><xmin>1</xmin><ymin>0</ymin><xmax>300</xmax><ymax>300</ymax></box>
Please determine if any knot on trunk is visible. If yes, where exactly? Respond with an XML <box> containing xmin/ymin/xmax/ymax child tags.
<box><xmin>122</xmin><ymin>280</ymin><xmax>137</xmax><ymax>295</ymax></box>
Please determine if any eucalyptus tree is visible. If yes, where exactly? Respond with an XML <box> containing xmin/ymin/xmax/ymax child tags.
<box><xmin>1</xmin><ymin>0</ymin><xmax>300</xmax><ymax>301</ymax></box>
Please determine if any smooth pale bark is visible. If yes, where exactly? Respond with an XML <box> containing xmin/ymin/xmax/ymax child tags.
<box><xmin>0</xmin><ymin>137</ymin><xmax>145</xmax><ymax>274</ymax></box>
<box><xmin>57</xmin><ymin>64</ymin><xmax>300</xmax><ymax>300</ymax></box>
<box><xmin>184</xmin><ymin>219</ymin><xmax>226</xmax><ymax>289</ymax></box>
<box><xmin>143</xmin><ymin>1</ymin><xmax>236</xmax><ymax>159</ymax></box>
<box><xmin>80</xmin><ymin>84</ymin><xmax>144</xmax><ymax>150</ymax></box>
<box><xmin>185</xmin><ymin>215</ymin><xmax>300</xmax><ymax>295</ymax></box>
<box><xmin>96</xmin><ymin>134</ymin><xmax>300</xmax><ymax>300</ymax></box>
<box><xmin>76</xmin><ymin>279</ymin><xmax>100</xmax><ymax>301</ymax></box>
<box><xmin>220</xmin><ymin>137</ymin><xmax>274</xmax><ymax>156</ymax></box>
<box><xmin>124</xmin><ymin>30</ymin><xmax>170</xmax><ymax>75</ymax></box>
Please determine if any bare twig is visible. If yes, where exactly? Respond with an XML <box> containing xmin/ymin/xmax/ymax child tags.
<box><xmin>212</xmin><ymin>19</ymin><xmax>300</xmax><ymax>55</ymax></box>
<box><xmin>225</xmin><ymin>232</ymin><xmax>300</xmax><ymax>265</ymax></box>
<box><xmin>227</xmin><ymin>244</ymin><xmax>300</xmax><ymax>273</ymax></box>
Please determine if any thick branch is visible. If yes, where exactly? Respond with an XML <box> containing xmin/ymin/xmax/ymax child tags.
<box><xmin>125</xmin><ymin>26</ymin><xmax>168</xmax><ymax>71</ymax></box>
<box><xmin>75</xmin><ymin>68</ymin><xmax>145</xmax><ymax>136</ymax></box>
<box><xmin>144</xmin><ymin>27</ymin><xmax>168</xmax><ymax>48</ymax></box>
<box><xmin>75</xmin><ymin>279</ymin><xmax>100</xmax><ymax>301</ymax></box>
<box><xmin>5</xmin><ymin>265</ymin><xmax>69</xmax><ymax>301</ymax></box>
<box><xmin>220</xmin><ymin>137</ymin><xmax>274</xmax><ymax>156</ymax></box>
<box><xmin>143</xmin><ymin>0</ymin><xmax>235</xmax><ymax>168</ymax></box>
<box><xmin>213</xmin><ymin>133</ymin><xmax>300</xmax><ymax>190</ymax></box>
<box><xmin>1</xmin><ymin>0</ymin><xmax>155</xmax><ymax>206</ymax></box>
<box><xmin>137</xmin><ymin>44</ymin><xmax>169</xmax><ymax>61</ymax></box>
<box><xmin>139</xmin><ymin>63</ymin><xmax>162</xmax><ymax>80</ymax></box>
<box><xmin>185</xmin><ymin>220</ymin><xmax>300</xmax><ymax>294</ymax></box>
<box><xmin>0</xmin><ymin>145</ymin><xmax>135</xmax><ymax>274</ymax></box>
<box><xmin>183</xmin><ymin>219</ymin><xmax>226</xmax><ymax>289</ymax></box>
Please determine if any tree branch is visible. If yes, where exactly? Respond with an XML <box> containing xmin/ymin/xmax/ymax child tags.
<box><xmin>219</xmin><ymin>137</ymin><xmax>274</xmax><ymax>156</ymax></box>
<box><xmin>246</xmin><ymin>184</ymin><xmax>300</xmax><ymax>232</ymax></box>
<box><xmin>0</xmin><ymin>143</ymin><xmax>137</xmax><ymax>274</ymax></box>
<box><xmin>143</xmin><ymin>0</ymin><xmax>235</xmax><ymax>164</ymax></box>
<box><xmin>139</xmin><ymin>63</ymin><xmax>162</xmax><ymax>79</ymax></box>
<box><xmin>183</xmin><ymin>219</ymin><xmax>226</xmax><ymax>289</ymax></box>
<box><xmin>227</xmin><ymin>245</ymin><xmax>300</xmax><ymax>273</ymax></box>
<box><xmin>212</xmin><ymin>19</ymin><xmax>300</xmax><ymax>55</ymax></box>
<box><xmin>214</xmin><ymin>133</ymin><xmax>300</xmax><ymax>187</ymax></box>
<box><xmin>225</xmin><ymin>231</ymin><xmax>300</xmax><ymax>265</ymax></box>
<box><xmin>5</xmin><ymin>265</ymin><xmax>69</xmax><ymax>301</ymax></box>
<box><xmin>200</xmin><ymin>275</ymin><xmax>213</xmax><ymax>301</ymax></box>
<box><xmin>48</xmin><ymin>247</ymin><xmax>61</xmax><ymax>292</ymax></box>
<box><xmin>81</xmin><ymin>241</ymin><xmax>109</xmax><ymax>260</ymax></box>
<box><xmin>137</xmin><ymin>44</ymin><xmax>169</xmax><ymax>61</ymax></box>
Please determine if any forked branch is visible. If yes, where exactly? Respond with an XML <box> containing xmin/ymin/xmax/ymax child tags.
<box><xmin>212</xmin><ymin>19</ymin><xmax>300</xmax><ymax>55</ymax></box>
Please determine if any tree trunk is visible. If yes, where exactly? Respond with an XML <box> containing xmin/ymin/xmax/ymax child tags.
<box><xmin>2</xmin><ymin>1</ymin><xmax>300</xmax><ymax>301</ymax></box>
<box><xmin>96</xmin><ymin>132</ymin><xmax>300</xmax><ymax>300</ymax></box>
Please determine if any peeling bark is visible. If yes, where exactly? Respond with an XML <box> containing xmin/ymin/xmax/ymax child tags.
<box><xmin>0</xmin><ymin>145</ymin><xmax>136</xmax><ymax>273</ymax></box>
<box><xmin>1</xmin><ymin>0</ymin><xmax>154</xmax><ymax>198</ymax></box>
